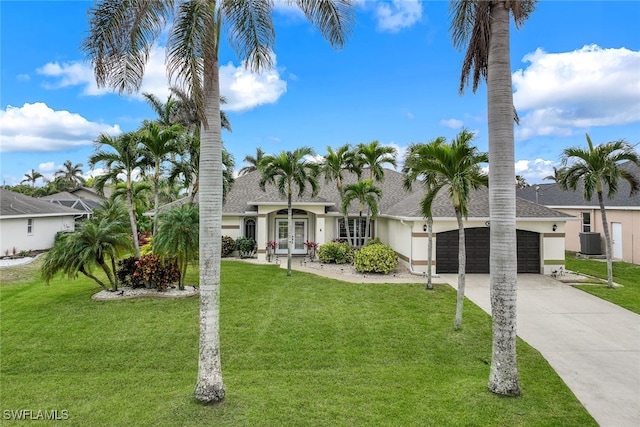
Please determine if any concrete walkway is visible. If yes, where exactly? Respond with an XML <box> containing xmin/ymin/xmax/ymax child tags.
<box><xmin>439</xmin><ymin>273</ymin><xmax>640</xmax><ymax>427</ymax></box>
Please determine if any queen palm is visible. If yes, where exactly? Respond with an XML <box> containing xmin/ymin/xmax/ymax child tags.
<box><xmin>354</xmin><ymin>141</ymin><xmax>397</xmax><ymax>245</ymax></box>
<box><xmin>154</xmin><ymin>203</ymin><xmax>199</xmax><ymax>290</ymax></box>
<box><xmin>322</xmin><ymin>144</ymin><xmax>359</xmax><ymax>246</ymax></box>
<box><xmin>21</xmin><ymin>169</ymin><xmax>43</xmax><ymax>187</ymax></box>
<box><xmin>558</xmin><ymin>134</ymin><xmax>640</xmax><ymax>288</ymax></box>
<box><xmin>259</xmin><ymin>147</ymin><xmax>320</xmax><ymax>276</ymax></box>
<box><xmin>89</xmin><ymin>132</ymin><xmax>146</xmax><ymax>258</ymax></box>
<box><xmin>341</xmin><ymin>179</ymin><xmax>382</xmax><ymax>247</ymax></box>
<box><xmin>406</xmin><ymin>130</ymin><xmax>488</xmax><ymax>328</ymax></box>
<box><xmin>450</xmin><ymin>0</ymin><xmax>536</xmax><ymax>396</ymax></box>
<box><xmin>139</xmin><ymin>121</ymin><xmax>184</xmax><ymax>237</ymax></box>
<box><xmin>239</xmin><ymin>147</ymin><xmax>266</xmax><ymax>176</ymax></box>
<box><xmin>402</xmin><ymin>136</ymin><xmax>447</xmax><ymax>291</ymax></box>
<box><xmin>83</xmin><ymin>0</ymin><xmax>353</xmax><ymax>404</ymax></box>
<box><xmin>55</xmin><ymin>160</ymin><xmax>86</xmax><ymax>188</ymax></box>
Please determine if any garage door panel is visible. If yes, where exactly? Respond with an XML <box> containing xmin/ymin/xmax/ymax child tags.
<box><xmin>436</xmin><ymin>227</ymin><xmax>540</xmax><ymax>274</ymax></box>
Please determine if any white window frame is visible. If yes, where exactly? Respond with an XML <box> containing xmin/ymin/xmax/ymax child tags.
<box><xmin>27</xmin><ymin>218</ymin><xmax>34</xmax><ymax>235</ymax></box>
<box><xmin>581</xmin><ymin>212</ymin><xmax>591</xmax><ymax>233</ymax></box>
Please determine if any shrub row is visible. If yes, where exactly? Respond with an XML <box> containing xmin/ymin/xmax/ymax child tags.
<box><xmin>318</xmin><ymin>240</ymin><xmax>398</xmax><ymax>274</ymax></box>
<box><xmin>116</xmin><ymin>254</ymin><xmax>180</xmax><ymax>291</ymax></box>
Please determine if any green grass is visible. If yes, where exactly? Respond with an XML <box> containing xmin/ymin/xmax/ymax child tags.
<box><xmin>565</xmin><ymin>252</ymin><xmax>640</xmax><ymax>314</ymax></box>
<box><xmin>0</xmin><ymin>261</ymin><xmax>595</xmax><ymax>426</ymax></box>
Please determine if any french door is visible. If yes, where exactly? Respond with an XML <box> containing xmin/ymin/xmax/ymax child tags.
<box><xmin>276</xmin><ymin>219</ymin><xmax>307</xmax><ymax>255</ymax></box>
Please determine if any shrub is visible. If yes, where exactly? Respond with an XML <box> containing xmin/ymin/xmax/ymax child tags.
<box><xmin>354</xmin><ymin>243</ymin><xmax>398</xmax><ymax>274</ymax></box>
<box><xmin>116</xmin><ymin>256</ymin><xmax>143</xmax><ymax>288</ymax></box>
<box><xmin>318</xmin><ymin>241</ymin><xmax>354</xmax><ymax>264</ymax></box>
<box><xmin>221</xmin><ymin>236</ymin><xmax>236</xmax><ymax>257</ymax></box>
<box><xmin>140</xmin><ymin>237</ymin><xmax>153</xmax><ymax>256</ymax></box>
<box><xmin>236</xmin><ymin>237</ymin><xmax>256</xmax><ymax>258</ymax></box>
<box><xmin>132</xmin><ymin>254</ymin><xmax>180</xmax><ymax>291</ymax></box>
<box><xmin>366</xmin><ymin>237</ymin><xmax>381</xmax><ymax>246</ymax></box>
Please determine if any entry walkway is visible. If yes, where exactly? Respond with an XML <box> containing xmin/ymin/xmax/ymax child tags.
<box><xmin>439</xmin><ymin>273</ymin><xmax>640</xmax><ymax>427</ymax></box>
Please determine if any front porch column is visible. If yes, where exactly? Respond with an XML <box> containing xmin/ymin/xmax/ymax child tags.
<box><xmin>257</xmin><ymin>214</ymin><xmax>268</xmax><ymax>261</ymax></box>
<box><xmin>316</xmin><ymin>215</ymin><xmax>326</xmax><ymax>245</ymax></box>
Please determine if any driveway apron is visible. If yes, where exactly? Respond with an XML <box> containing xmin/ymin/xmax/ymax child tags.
<box><xmin>439</xmin><ymin>273</ymin><xmax>640</xmax><ymax>427</ymax></box>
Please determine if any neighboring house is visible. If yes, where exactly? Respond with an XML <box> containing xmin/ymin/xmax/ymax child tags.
<box><xmin>517</xmin><ymin>161</ymin><xmax>640</xmax><ymax>265</ymax></box>
<box><xmin>0</xmin><ymin>188</ymin><xmax>83</xmax><ymax>255</ymax></box>
<box><xmin>159</xmin><ymin>169</ymin><xmax>571</xmax><ymax>275</ymax></box>
<box><xmin>40</xmin><ymin>187</ymin><xmax>105</xmax><ymax>219</ymax></box>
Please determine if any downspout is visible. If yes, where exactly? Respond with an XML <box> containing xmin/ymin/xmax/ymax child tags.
<box><xmin>400</xmin><ymin>219</ymin><xmax>431</xmax><ymax>277</ymax></box>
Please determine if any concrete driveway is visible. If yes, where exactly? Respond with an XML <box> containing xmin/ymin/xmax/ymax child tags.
<box><xmin>438</xmin><ymin>273</ymin><xmax>640</xmax><ymax>427</ymax></box>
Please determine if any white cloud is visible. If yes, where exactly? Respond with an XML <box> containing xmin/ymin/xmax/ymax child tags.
<box><xmin>36</xmin><ymin>46</ymin><xmax>287</xmax><ymax>112</ymax></box>
<box><xmin>375</xmin><ymin>0</ymin><xmax>422</xmax><ymax>33</ymax></box>
<box><xmin>0</xmin><ymin>102</ymin><xmax>122</xmax><ymax>153</ymax></box>
<box><xmin>38</xmin><ymin>161</ymin><xmax>56</xmax><ymax>173</ymax></box>
<box><xmin>440</xmin><ymin>118</ymin><xmax>463</xmax><ymax>129</ymax></box>
<box><xmin>219</xmin><ymin>59</ymin><xmax>287</xmax><ymax>112</ymax></box>
<box><xmin>513</xmin><ymin>158</ymin><xmax>557</xmax><ymax>183</ymax></box>
<box><xmin>513</xmin><ymin>45</ymin><xmax>640</xmax><ymax>140</ymax></box>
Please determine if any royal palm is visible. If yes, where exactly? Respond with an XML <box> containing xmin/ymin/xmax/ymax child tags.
<box><xmin>322</xmin><ymin>144</ymin><xmax>359</xmax><ymax>246</ymax></box>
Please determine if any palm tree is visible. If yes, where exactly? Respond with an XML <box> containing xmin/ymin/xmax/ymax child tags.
<box><xmin>543</xmin><ymin>166</ymin><xmax>564</xmax><ymax>182</ymax></box>
<box><xmin>143</xmin><ymin>92</ymin><xmax>180</xmax><ymax>127</ymax></box>
<box><xmin>21</xmin><ymin>169</ymin><xmax>43</xmax><ymax>187</ymax></box>
<box><xmin>558</xmin><ymin>134</ymin><xmax>640</xmax><ymax>288</ymax></box>
<box><xmin>322</xmin><ymin>144</ymin><xmax>359</xmax><ymax>246</ymax></box>
<box><xmin>450</xmin><ymin>0</ymin><xmax>536</xmax><ymax>396</ymax></box>
<box><xmin>239</xmin><ymin>147</ymin><xmax>266</xmax><ymax>176</ymax></box>
<box><xmin>83</xmin><ymin>0</ymin><xmax>354</xmax><ymax>404</ymax></box>
<box><xmin>405</xmin><ymin>130</ymin><xmax>488</xmax><ymax>328</ymax></box>
<box><xmin>402</xmin><ymin>136</ymin><xmax>447</xmax><ymax>290</ymax></box>
<box><xmin>41</xmin><ymin>213</ymin><xmax>133</xmax><ymax>291</ymax></box>
<box><xmin>259</xmin><ymin>147</ymin><xmax>320</xmax><ymax>276</ymax></box>
<box><xmin>170</xmin><ymin>86</ymin><xmax>233</xmax><ymax>134</ymax></box>
<box><xmin>354</xmin><ymin>141</ymin><xmax>397</xmax><ymax>245</ymax></box>
<box><xmin>154</xmin><ymin>203</ymin><xmax>199</xmax><ymax>290</ymax></box>
<box><xmin>341</xmin><ymin>179</ymin><xmax>382</xmax><ymax>247</ymax></box>
<box><xmin>55</xmin><ymin>160</ymin><xmax>86</xmax><ymax>188</ymax></box>
<box><xmin>139</xmin><ymin>121</ymin><xmax>184</xmax><ymax>237</ymax></box>
<box><xmin>515</xmin><ymin>175</ymin><xmax>528</xmax><ymax>189</ymax></box>
<box><xmin>89</xmin><ymin>132</ymin><xmax>146</xmax><ymax>258</ymax></box>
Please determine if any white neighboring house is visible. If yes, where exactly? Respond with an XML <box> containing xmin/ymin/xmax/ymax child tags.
<box><xmin>158</xmin><ymin>169</ymin><xmax>572</xmax><ymax>275</ymax></box>
<box><xmin>0</xmin><ymin>188</ymin><xmax>83</xmax><ymax>255</ymax></box>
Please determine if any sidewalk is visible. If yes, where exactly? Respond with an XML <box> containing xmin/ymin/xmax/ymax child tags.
<box><xmin>439</xmin><ymin>273</ymin><xmax>640</xmax><ymax>427</ymax></box>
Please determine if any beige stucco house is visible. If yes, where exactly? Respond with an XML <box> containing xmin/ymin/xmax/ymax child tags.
<box><xmin>517</xmin><ymin>161</ymin><xmax>640</xmax><ymax>265</ymax></box>
<box><xmin>0</xmin><ymin>188</ymin><xmax>82</xmax><ymax>255</ymax></box>
<box><xmin>167</xmin><ymin>168</ymin><xmax>571</xmax><ymax>275</ymax></box>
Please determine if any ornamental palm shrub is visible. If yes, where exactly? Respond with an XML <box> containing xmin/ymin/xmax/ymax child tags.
<box><xmin>318</xmin><ymin>241</ymin><xmax>354</xmax><ymax>264</ymax></box>
<box><xmin>354</xmin><ymin>243</ymin><xmax>398</xmax><ymax>274</ymax></box>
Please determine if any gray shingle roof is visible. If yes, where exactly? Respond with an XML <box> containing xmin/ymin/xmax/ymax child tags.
<box><xmin>1</xmin><ymin>189</ymin><xmax>84</xmax><ymax>217</ymax></box>
<box><xmin>159</xmin><ymin>168</ymin><xmax>567</xmax><ymax>220</ymax></box>
<box><xmin>517</xmin><ymin>161</ymin><xmax>640</xmax><ymax>207</ymax></box>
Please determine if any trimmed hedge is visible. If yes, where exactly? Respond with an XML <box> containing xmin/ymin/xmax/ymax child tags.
<box><xmin>318</xmin><ymin>241</ymin><xmax>354</xmax><ymax>264</ymax></box>
<box><xmin>354</xmin><ymin>243</ymin><xmax>398</xmax><ymax>274</ymax></box>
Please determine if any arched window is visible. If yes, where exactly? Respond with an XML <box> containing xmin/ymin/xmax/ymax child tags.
<box><xmin>245</xmin><ymin>218</ymin><xmax>256</xmax><ymax>240</ymax></box>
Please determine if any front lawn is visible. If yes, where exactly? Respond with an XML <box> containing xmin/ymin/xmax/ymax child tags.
<box><xmin>565</xmin><ymin>251</ymin><xmax>640</xmax><ymax>314</ymax></box>
<box><xmin>0</xmin><ymin>260</ymin><xmax>595</xmax><ymax>426</ymax></box>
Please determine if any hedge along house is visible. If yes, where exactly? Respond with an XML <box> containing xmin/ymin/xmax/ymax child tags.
<box><xmin>160</xmin><ymin>168</ymin><xmax>571</xmax><ymax>275</ymax></box>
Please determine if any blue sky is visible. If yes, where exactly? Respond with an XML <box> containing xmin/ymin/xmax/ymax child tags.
<box><xmin>1</xmin><ymin>1</ymin><xmax>639</xmax><ymax>187</ymax></box>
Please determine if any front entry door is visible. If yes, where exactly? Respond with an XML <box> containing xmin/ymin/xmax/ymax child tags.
<box><xmin>611</xmin><ymin>222</ymin><xmax>622</xmax><ymax>259</ymax></box>
<box><xmin>276</xmin><ymin>219</ymin><xmax>307</xmax><ymax>255</ymax></box>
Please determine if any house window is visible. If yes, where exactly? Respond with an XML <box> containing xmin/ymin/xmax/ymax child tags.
<box><xmin>338</xmin><ymin>218</ymin><xmax>373</xmax><ymax>247</ymax></box>
<box><xmin>244</xmin><ymin>218</ymin><xmax>256</xmax><ymax>241</ymax></box>
<box><xmin>27</xmin><ymin>218</ymin><xmax>34</xmax><ymax>235</ymax></box>
<box><xmin>581</xmin><ymin>212</ymin><xmax>591</xmax><ymax>232</ymax></box>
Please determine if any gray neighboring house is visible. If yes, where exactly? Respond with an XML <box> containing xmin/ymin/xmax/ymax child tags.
<box><xmin>160</xmin><ymin>169</ymin><xmax>571</xmax><ymax>275</ymax></box>
<box><xmin>40</xmin><ymin>187</ymin><xmax>105</xmax><ymax>219</ymax></box>
<box><xmin>517</xmin><ymin>161</ymin><xmax>640</xmax><ymax>265</ymax></box>
<box><xmin>0</xmin><ymin>188</ymin><xmax>83</xmax><ymax>255</ymax></box>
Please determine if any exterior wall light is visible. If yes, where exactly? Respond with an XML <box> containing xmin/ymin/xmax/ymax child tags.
<box><xmin>552</xmin><ymin>224</ymin><xmax>557</xmax><ymax>232</ymax></box>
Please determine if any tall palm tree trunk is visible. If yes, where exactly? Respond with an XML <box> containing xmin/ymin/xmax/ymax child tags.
<box><xmin>126</xmin><ymin>185</ymin><xmax>141</xmax><ymax>258</ymax></box>
<box><xmin>454</xmin><ymin>209</ymin><xmax>466</xmax><ymax>329</ymax></box>
<box><xmin>153</xmin><ymin>162</ymin><xmax>161</xmax><ymax>239</ymax></box>
<box><xmin>597</xmin><ymin>191</ymin><xmax>614</xmax><ymax>287</ymax></box>
<box><xmin>287</xmin><ymin>191</ymin><xmax>293</xmax><ymax>276</ymax></box>
<box><xmin>426</xmin><ymin>216</ymin><xmax>433</xmax><ymax>290</ymax></box>
<box><xmin>79</xmin><ymin>266</ymin><xmax>109</xmax><ymax>291</ymax></box>
<box><xmin>194</xmin><ymin>23</ymin><xmax>225</xmax><ymax>403</ymax></box>
<box><xmin>487</xmin><ymin>1</ymin><xmax>520</xmax><ymax>396</ymax></box>
<box><xmin>338</xmin><ymin>185</ymin><xmax>353</xmax><ymax>246</ymax></box>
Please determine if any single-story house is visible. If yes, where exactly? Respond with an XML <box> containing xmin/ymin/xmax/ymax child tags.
<box><xmin>517</xmin><ymin>161</ymin><xmax>640</xmax><ymax>265</ymax></box>
<box><xmin>162</xmin><ymin>169</ymin><xmax>571</xmax><ymax>275</ymax></box>
<box><xmin>40</xmin><ymin>187</ymin><xmax>105</xmax><ymax>219</ymax></box>
<box><xmin>1</xmin><ymin>188</ymin><xmax>84</xmax><ymax>255</ymax></box>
